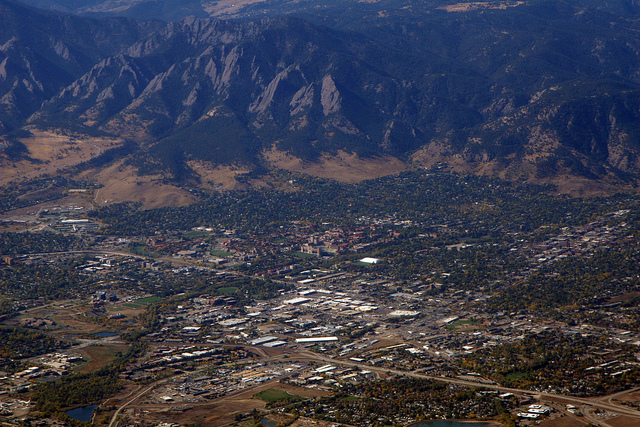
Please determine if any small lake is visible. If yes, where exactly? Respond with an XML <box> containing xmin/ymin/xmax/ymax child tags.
<box><xmin>66</xmin><ymin>404</ymin><xmax>98</xmax><ymax>422</ymax></box>
<box><xmin>94</xmin><ymin>331</ymin><xmax>118</xmax><ymax>338</ymax></box>
<box><xmin>410</xmin><ymin>421</ymin><xmax>496</xmax><ymax>427</ymax></box>
<box><xmin>260</xmin><ymin>419</ymin><xmax>277</xmax><ymax>427</ymax></box>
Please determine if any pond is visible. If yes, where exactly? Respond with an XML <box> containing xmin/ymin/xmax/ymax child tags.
<box><xmin>260</xmin><ymin>419</ymin><xmax>277</xmax><ymax>427</ymax></box>
<box><xmin>94</xmin><ymin>331</ymin><xmax>118</xmax><ymax>338</ymax></box>
<box><xmin>66</xmin><ymin>404</ymin><xmax>98</xmax><ymax>422</ymax></box>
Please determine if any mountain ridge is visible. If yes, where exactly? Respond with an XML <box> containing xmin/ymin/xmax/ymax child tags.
<box><xmin>1</xmin><ymin>0</ymin><xmax>640</xmax><ymax>204</ymax></box>
<box><xmin>0</xmin><ymin>0</ymin><xmax>164</xmax><ymax>133</ymax></box>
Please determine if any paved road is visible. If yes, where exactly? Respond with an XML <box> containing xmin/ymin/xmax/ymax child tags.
<box><xmin>19</xmin><ymin>250</ymin><xmax>640</xmax><ymax>424</ymax></box>
<box><xmin>104</xmin><ymin>350</ymin><xmax>298</xmax><ymax>427</ymax></box>
<box><xmin>102</xmin><ymin>345</ymin><xmax>640</xmax><ymax>427</ymax></box>
<box><xmin>108</xmin><ymin>384</ymin><xmax>155</xmax><ymax>427</ymax></box>
<box><xmin>292</xmin><ymin>349</ymin><xmax>640</xmax><ymax>420</ymax></box>
<box><xmin>581</xmin><ymin>405</ymin><xmax>613</xmax><ymax>427</ymax></box>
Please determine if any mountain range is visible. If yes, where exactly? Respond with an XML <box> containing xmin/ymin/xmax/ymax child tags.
<box><xmin>1</xmin><ymin>0</ymin><xmax>640</xmax><ymax>202</ymax></box>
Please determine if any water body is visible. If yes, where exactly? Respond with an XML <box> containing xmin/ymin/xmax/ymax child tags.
<box><xmin>260</xmin><ymin>419</ymin><xmax>277</xmax><ymax>427</ymax></box>
<box><xmin>410</xmin><ymin>421</ymin><xmax>496</xmax><ymax>427</ymax></box>
<box><xmin>66</xmin><ymin>404</ymin><xmax>98</xmax><ymax>422</ymax></box>
<box><xmin>94</xmin><ymin>331</ymin><xmax>118</xmax><ymax>338</ymax></box>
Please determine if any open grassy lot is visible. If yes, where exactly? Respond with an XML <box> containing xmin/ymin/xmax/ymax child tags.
<box><xmin>134</xmin><ymin>296</ymin><xmax>162</xmax><ymax>305</ymax></box>
<box><xmin>123</xmin><ymin>295</ymin><xmax>162</xmax><ymax>309</ymax></box>
<box><xmin>292</xmin><ymin>252</ymin><xmax>315</xmax><ymax>259</ymax></box>
<box><xmin>210</xmin><ymin>250</ymin><xmax>233</xmax><ymax>257</ymax></box>
<box><xmin>75</xmin><ymin>344</ymin><xmax>130</xmax><ymax>374</ymax></box>
<box><xmin>254</xmin><ymin>389</ymin><xmax>303</xmax><ymax>403</ymax></box>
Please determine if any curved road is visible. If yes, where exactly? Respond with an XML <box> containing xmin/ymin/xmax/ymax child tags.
<box><xmin>294</xmin><ymin>350</ymin><xmax>640</xmax><ymax>420</ymax></box>
<box><xmin>108</xmin><ymin>384</ymin><xmax>155</xmax><ymax>427</ymax></box>
<box><xmin>21</xmin><ymin>250</ymin><xmax>640</xmax><ymax>424</ymax></box>
<box><xmin>102</xmin><ymin>345</ymin><xmax>640</xmax><ymax>427</ymax></box>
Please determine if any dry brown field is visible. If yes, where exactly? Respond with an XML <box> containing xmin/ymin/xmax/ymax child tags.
<box><xmin>264</xmin><ymin>148</ymin><xmax>407</xmax><ymax>184</ymax></box>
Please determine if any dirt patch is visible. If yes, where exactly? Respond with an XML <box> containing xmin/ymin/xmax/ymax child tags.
<box><xmin>202</xmin><ymin>0</ymin><xmax>267</xmax><ymax>16</ymax></box>
<box><xmin>202</xmin><ymin>398</ymin><xmax>265</xmax><ymax>425</ymax></box>
<box><xmin>264</xmin><ymin>148</ymin><xmax>407</xmax><ymax>183</ymax></box>
<box><xmin>544</xmin><ymin>174</ymin><xmax>639</xmax><ymax>197</ymax></box>
<box><xmin>536</xmin><ymin>414</ymin><xmax>588</xmax><ymax>427</ymax></box>
<box><xmin>606</xmin><ymin>415</ymin><xmax>640</xmax><ymax>427</ymax></box>
<box><xmin>194</xmin><ymin>383</ymin><xmax>327</xmax><ymax>426</ymax></box>
<box><xmin>126</xmin><ymin>381</ymin><xmax>328</xmax><ymax>427</ymax></box>
<box><xmin>49</xmin><ymin>311</ymin><xmax>103</xmax><ymax>334</ymax></box>
<box><xmin>85</xmin><ymin>161</ymin><xmax>196</xmax><ymax>209</ymax></box>
<box><xmin>438</xmin><ymin>1</ymin><xmax>525</xmax><ymax>12</ymax></box>
<box><xmin>22</xmin><ymin>304</ymin><xmax>115</xmax><ymax>338</ymax></box>
<box><xmin>106</xmin><ymin>303</ymin><xmax>146</xmax><ymax>318</ymax></box>
<box><xmin>126</xmin><ymin>398</ymin><xmax>267</xmax><ymax>427</ymax></box>
<box><xmin>616</xmin><ymin>389</ymin><xmax>640</xmax><ymax>403</ymax></box>
<box><xmin>187</xmin><ymin>161</ymin><xmax>272</xmax><ymax>191</ymax></box>
<box><xmin>411</xmin><ymin>144</ymin><xmax>640</xmax><ymax>197</ymax></box>
<box><xmin>0</xmin><ymin>129</ymin><xmax>122</xmax><ymax>186</ymax></box>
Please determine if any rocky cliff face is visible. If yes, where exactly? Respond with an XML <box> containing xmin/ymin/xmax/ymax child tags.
<box><xmin>2</xmin><ymin>0</ymin><xmax>640</xmax><ymax>188</ymax></box>
<box><xmin>0</xmin><ymin>0</ymin><xmax>163</xmax><ymax>133</ymax></box>
<box><xmin>33</xmin><ymin>16</ymin><xmax>429</xmax><ymax>164</ymax></box>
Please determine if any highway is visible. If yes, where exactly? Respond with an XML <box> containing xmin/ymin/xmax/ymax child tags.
<box><xmin>289</xmin><ymin>349</ymin><xmax>640</xmax><ymax>420</ymax></box>
<box><xmin>19</xmin><ymin>249</ymin><xmax>640</xmax><ymax>425</ymax></box>
<box><xmin>103</xmin><ymin>343</ymin><xmax>640</xmax><ymax>426</ymax></box>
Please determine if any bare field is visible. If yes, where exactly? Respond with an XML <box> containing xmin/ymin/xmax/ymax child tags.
<box><xmin>23</xmin><ymin>304</ymin><xmax>110</xmax><ymax>337</ymax></box>
<box><xmin>607</xmin><ymin>415</ymin><xmax>640</xmax><ymax>427</ymax></box>
<box><xmin>0</xmin><ymin>129</ymin><xmax>122</xmax><ymax>186</ymax></box>
<box><xmin>202</xmin><ymin>0</ymin><xmax>267</xmax><ymax>16</ymax></box>
<box><xmin>614</xmin><ymin>389</ymin><xmax>640</xmax><ymax>403</ymax></box>
<box><xmin>438</xmin><ymin>1</ymin><xmax>525</xmax><ymax>12</ymax></box>
<box><xmin>193</xmin><ymin>381</ymin><xmax>328</xmax><ymax>426</ymax></box>
<box><xmin>537</xmin><ymin>414</ymin><xmax>588</xmax><ymax>427</ymax></box>
<box><xmin>264</xmin><ymin>148</ymin><xmax>407</xmax><ymax>183</ymax></box>
<box><xmin>50</xmin><ymin>314</ymin><xmax>106</xmax><ymax>336</ymax></box>
<box><xmin>412</xmin><ymin>144</ymin><xmax>639</xmax><ymax>197</ymax></box>
<box><xmin>129</xmin><ymin>382</ymin><xmax>328</xmax><ymax>427</ymax></box>
<box><xmin>106</xmin><ymin>304</ymin><xmax>146</xmax><ymax>318</ymax></box>
<box><xmin>85</xmin><ymin>161</ymin><xmax>196</xmax><ymax>209</ymax></box>
<box><xmin>545</xmin><ymin>174</ymin><xmax>639</xmax><ymax>197</ymax></box>
<box><xmin>187</xmin><ymin>161</ymin><xmax>269</xmax><ymax>191</ymax></box>
<box><xmin>129</xmin><ymin>398</ymin><xmax>266</xmax><ymax>426</ymax></box>
<box><xmin>0</xmin><ymin>128</ymin><xmax>197</xmax><ymax>210</ymax></box>
<box><xmin>202</xmin><ymin>398</ymin><xmax>265</xmax><ymax>426</ymax></box>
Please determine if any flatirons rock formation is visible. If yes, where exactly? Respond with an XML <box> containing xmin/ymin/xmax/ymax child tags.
<box><xmin>0</xmin><ymin>0</ymin><xmax>639</xmax><ymax>192</ymax></box>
